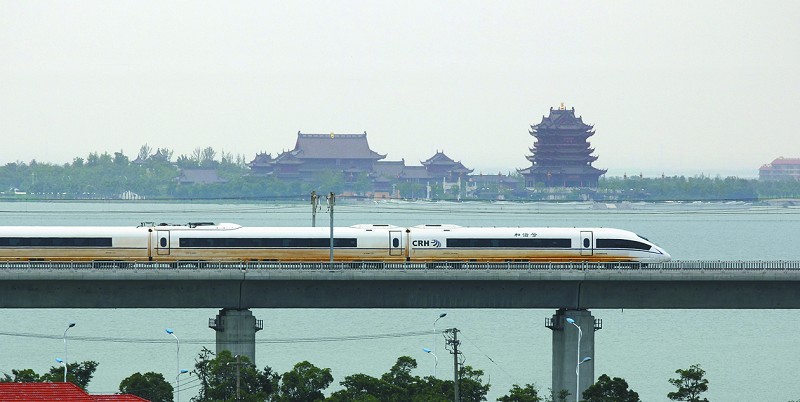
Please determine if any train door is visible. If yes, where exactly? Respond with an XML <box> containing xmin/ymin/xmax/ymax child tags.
<box><xmin>580</xmin><ymin>231</ymin><xmax>593</xmax><ymax>256</ymax></box>
<box><xmin>157</xmin><ymin>230</ymin><xmax>171</xmax><ymax>256</ymax></box>
<box><xmin>389</xmin><ymin>230</ymin><xmax>403</xmax><ymax>256</ymax></box>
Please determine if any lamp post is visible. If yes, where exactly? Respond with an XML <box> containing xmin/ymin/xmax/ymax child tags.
<box><xmin>55</xmin><ymin>358</ymin><xmax>66</xmax><ymax>382</ymax></box>
<box><xmin>176</xmin><ymin>369</ymin><xmax>189</xmax><ymax>402</ymax></box>
<box><xmin>422</xmin><ymin>347</ymin><xmax>438</xmax><ymax>377</ymax></box>
<box><xmin>565</xmin><ymin>317</ymin><xmax>585</xmax><ymax>402</ymax></box>
<box><xmin>63</xmin><ymin>322</ymin><xmax>75</xmax><ymax>381</ymax></box>
<box><xmin>576</xmin><ymin>357</ymin><xmax>592</xmax><ymax>401</ymax></box>
<box><xmin>165</xmin><ymin>328</ymin><xmax>180</xmax><ymax>371</ymax></box>
<box><xmin>433</xmin><ymin>312</ymin><xmax>446</xmax><ymax>377</ymax></box>
<box><xmin>165</xmin><ymin>329</ymin><xmax>180</xmax><ymax>400</ymax></box>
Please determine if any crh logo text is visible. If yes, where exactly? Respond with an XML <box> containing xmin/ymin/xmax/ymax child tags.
<box><xmin>412</xmin><ymin>239</ymin><xmax>442</xmax><ymax>248</ymax></box>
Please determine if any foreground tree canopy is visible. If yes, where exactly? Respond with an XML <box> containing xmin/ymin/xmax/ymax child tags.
<box><xmin>0</xmin><ymin>360</ymin><xmax>98</xmax><ymax>390</ymax></box>
<box><xmin>581</xmin><ymin>374</ymin><xmax>640</xmax><ymax>402</ymax></box>
<box><xmin>0</xmin><ymin>351</ymin><xmax>720</xmax><ymax>402</ymax></box>
<box><xmin>667</xmin><ymin>364</ymin><xmax>710</xmax><ymax>402</ymax></box>
<box><xmin>118</xmin><ymin>372</ymin><xmax>173</xmax><ymax>402</ymax></box>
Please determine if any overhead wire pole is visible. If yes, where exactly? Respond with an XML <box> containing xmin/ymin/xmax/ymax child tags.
<box><xmin>327</xmin><ymin>192</ymin><xmax>335</xmax><ymax>267</ymax></box>
<box><xmin>311</xmin><ymin>191</ymin><xmax>319</xmax><ymax>227</ymax></box>
<box><xmin>444</xmin><ymin>328</ymin><xmax>461</xmax><ymax>402</ymax></box>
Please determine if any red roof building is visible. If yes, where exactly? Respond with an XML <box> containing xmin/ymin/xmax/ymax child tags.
<box><xmin>759</xmin><ymin>157</ymin><xmax>800</xmax><ymax>181</ymax></box>
<box><xmin>0</xmin><ymin>382</ymin><xmax>149</xmax><ymax>402</ymax></box>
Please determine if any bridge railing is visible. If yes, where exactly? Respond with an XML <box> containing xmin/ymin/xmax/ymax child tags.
<box><xmin>1</xmin><ymin>260</ymin><xmax>800</xmax><ymax>271</ymax></box>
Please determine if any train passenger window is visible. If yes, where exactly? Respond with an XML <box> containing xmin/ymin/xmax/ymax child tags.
<box><xmin>178</xmin><ymin>237</ymin><xmax>358</xmax><ymax>248</ymax></box>
<box><xmin>447</xmin><ymin>238</ymin><xmax>571</xmax><ymax>248</ymax></box>
<box><xmin>583</xmin><ymin>238</ymin><xmax>590</xmax><ymax>248</ymax></box>
<box><xmin>0</xmin><ymin>237</ymin><xmax>112</xmax><ymax>247</ymax></box>
<box><xmin>393</xmin><ymin>238</ymin><xmax>400</xmax><ymax>247</ymax></box>
<box><xmin>160</xmin><ymin>237</ymin><xmax>167</xmax><ymax>247</ymax></box>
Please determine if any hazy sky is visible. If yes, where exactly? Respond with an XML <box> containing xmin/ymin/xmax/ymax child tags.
<box><xmin>1</xmin><ymin>1</ymin><xmax>798</xmax><ymax>177</ymax></box>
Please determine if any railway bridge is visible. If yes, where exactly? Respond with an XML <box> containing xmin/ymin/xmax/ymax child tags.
<box><xmin>2</xmin><ymin>260</ymin><xmax>800</xmax><ymax>402</ymax></box>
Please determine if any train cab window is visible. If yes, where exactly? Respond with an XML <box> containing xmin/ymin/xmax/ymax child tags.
<box><xmin>392</xmin><ymin>238</ymin><xmax>400</xmax><ymax>247</ymax></box>
<box><xmin>596</xmin><ymin>238</ymin><xmax>652</xmax><ymax>251</ymax></box>
<box><xmin>583</xmin><ymin>238</ymin><xmax>590</xmax><ymax>248</ymax></box>
<box><xmin>160</xmin><ymin>237</ymin><xmax>167</xmax><ymax>247</ymax></box>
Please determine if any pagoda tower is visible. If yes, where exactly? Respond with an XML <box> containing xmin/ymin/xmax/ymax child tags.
<box><xmin>519</xmin><ymin>104</ymin><xmax>606</xmax><ymax>188</ymax></box>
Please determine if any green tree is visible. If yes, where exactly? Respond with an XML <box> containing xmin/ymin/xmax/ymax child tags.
<box><xmin>0</xmin><ymin>368</ymin><xmax>41</xmax><ymax>383</ymax></box>
<box><xmin>1</xmin><ymin>361</ymin><xmax>98</xmax><ymax>390</ymax></box>
<box><xmin>278</xmin><ymin>360</ymin><xmax>333</xmax><ymax>402</ymax></box>
<box><xmin>326</xmin><ymin>356</ymin><xmax>453</xmax><ymax>402</ymax></box>
<box><xmin>351</xmin><ymin>172</ymin><xmax>373</xmax><ymax>195</ymax></box>
<box><xmin>549</xmin><ymin>388</ymin><xmax>569</xmax><ymax>402</ymax></box>
<box><xmin>40</xmin><ymin>361</ymin><xmax>98</xmax><ymax>390</ymax></box>
<box><xmin>326</xmin><ymin>373</ymin><xmax>397</xmax><ymax>402</ymax></box>
<box><xmin>429</xmin><ymin>182</ymin><xmax>444</xmax><ymax>200</ymax></box>
<box><xmin>497</xmin><ymin>383</ymin><xmax>543</xmax><ymax>402</ymax></box>
<box><xmin>380</xmin><ymin>356</ymin><xmax>418</xmax><ymax>391</ymax></box>
<box><xmin>457</xmin><ymin>365</ymin><xmax>491</xmax><ymax>402</ymax></box>
<box><xmin>667</xmin><ymin>364</ymin><xmax>709</xmax><ymax>402</ymax></box>
<box><xmin>192</xmin><ymin>348</ymin><xmax>280</xmax><ymax>402</ymax></box>
<box><xmin>119</xmin><ymin>372</ymin><xmax>173</xmax><ymax>402</ymax></box>
<box><xmin>113</xmin><ymin>151</ymin><xmax>129</xmax><ymax>166</ymax></box>
<box><xmin>582</xmin><ymin>374</ymin><xmax>640</xmax><ymax>402</ymax></box>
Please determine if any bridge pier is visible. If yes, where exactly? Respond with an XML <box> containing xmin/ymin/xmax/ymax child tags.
<box><xmin>547</xmin><ymin>309</ymin><xmax>602</xmax><ymax>402</ymax></box>
<box><xmin>209</xmin><ymin>308</ymin><xmax>263</xmax><ymax>362</ymax></box>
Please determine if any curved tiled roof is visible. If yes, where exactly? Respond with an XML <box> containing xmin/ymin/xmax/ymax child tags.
<box><xmin>290</xmin><ymin>132</ymin><xmax>386</xmax><ymax>160</ymax></box>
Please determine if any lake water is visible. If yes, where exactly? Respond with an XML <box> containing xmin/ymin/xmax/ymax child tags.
<box><xmin>1</xmin><ymin>200</ymin><xmax>799</xmax><ymax>401</ymax></box>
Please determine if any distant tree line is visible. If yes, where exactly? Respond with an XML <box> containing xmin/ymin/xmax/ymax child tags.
<box><xmin>2</xmin><ymin>145</ymin><xmax>800</xmax><ymax>201</ymax></box>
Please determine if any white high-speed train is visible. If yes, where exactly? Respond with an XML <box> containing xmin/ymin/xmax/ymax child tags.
<box><xmin>0</xmin><ymin>222</ymin><xmax>671</xmax><ymax>263</ymax></box>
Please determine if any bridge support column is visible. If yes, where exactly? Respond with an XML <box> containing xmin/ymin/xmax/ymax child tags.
<box><xmin>546</xmin><ymin>309</ymin><xmax>602</xmax><ymax>402</ymax></box>
<box><xmin>209</xmin><ymin>308</ymin><xmax>263</xmax><ymax>363</ymax></box>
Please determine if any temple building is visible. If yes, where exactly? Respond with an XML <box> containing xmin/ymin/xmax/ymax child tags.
<box><xmin>372</xmin><ymin>152</ymin><xmax>473</xmax><ymax>198</ymax></box>
<box><xmin>247</xmin><ymin>152</ymin><xmax>274</xmax><ymax>176</ymax></box>
<box><xmin>421</xmin><ymin>151</ymin><xmax>474</xmax><ymax>182</ymax></box>
<box><xmin>270</xmin><ymin>132</ymin><xmax>386</xmax><ymax>183</ymax></box>
<box><xmin>519</xmin><ymin>105</ymin><xmax>606</xmax><ymax>188</ymax></box>
<box><xmin>246</xmin><ymin>132</ymin><xmax>475</xmax><ymax>198</ymax></box>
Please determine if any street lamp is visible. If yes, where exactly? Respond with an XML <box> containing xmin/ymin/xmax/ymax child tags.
<box><xmin>55</xmin><ymin>358</ymin><xmax>66</xmax><ymax>382</ymax></box>
<box><xmin>576</xmin><ymin>357</ymin><xmax>592</xmax><ymax>401</ymax></box>
<box><xmin>175</xmin><ymin>369</ymin><xmax>189</xmax><ymax>402</ymax></box>
<box><xmin>432</xmin><ymin>312</ymin><xmax>447</xmax><ymax>377</ymax></box>
<box><xmin>63</xmin><ymin>323</ymin><xmax>75</xmax><ymax>382</ymax></box>
<box><xmin>565</xmin><ymin>318</ymin><xmax>586</xmax><ymax>402</ymax></box>
<box><xmin>422</xmin><ymin>347</ymin><xmax>438</xmax><ymax>376</ymax></box>
<box><xmin>165</xmin><ymin>328</ymin><xmax>180</xmax><ymax>398</ymax></box>
<box><xmin>165</xmin><ymin>328</ymin><xmax>180</xmax><ymax>373</ymax></box>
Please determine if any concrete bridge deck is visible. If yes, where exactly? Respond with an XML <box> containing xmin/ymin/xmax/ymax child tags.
<box><xmin>2</xmin><ymin>260</ymin><xmax>799</xmax><ymax>309</ymax></box>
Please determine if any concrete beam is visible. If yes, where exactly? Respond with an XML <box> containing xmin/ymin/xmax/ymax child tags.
<box><xmin>2</xmin><ymin>267</ymin><xmax>800</xmax><ymax>308</ymax></box>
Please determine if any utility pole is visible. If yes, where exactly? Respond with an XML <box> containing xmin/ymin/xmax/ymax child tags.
<box><xmin>311</xmin><ymin>191</ymin><xmax>320</xmax><ymax>227</ymax></box>
<box><xmin>326</xmin><ymin>192</ymin><xmax>335</xmax><ymax>266</ymax></box>
<box><xmin>444</xmin><ymin>328</ymin><xmax>461</xmax><ymax>402</ymax></box>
